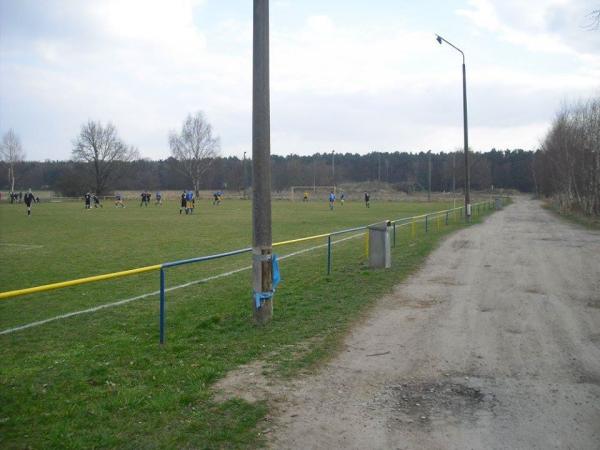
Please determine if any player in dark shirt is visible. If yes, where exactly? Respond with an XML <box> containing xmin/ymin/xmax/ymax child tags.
<box><xmin>84</xmin><ymin>192</ymin><xmax>91</xmax><ymax>209</ymax></box>
<box><xmin>180</xmin><ymin>191</ymin><xmax>186</xmax><ymax>214</ymax></box>
<box><xmin>140</xmin><ymin>191</ymin><xmax>149</xmax><ymax>207</ymax></box>
<box><xmin>24</xmin><ymin>189</ymin><xmax>35</xmax><ymax>216</ymax></box>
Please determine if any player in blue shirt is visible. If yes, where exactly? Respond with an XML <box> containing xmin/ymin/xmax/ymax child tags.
<box><xmin>329</xmin><ymin>191</ymin><xmax>336</xmax><ymax>210</ymax></box>
<box><xmin>185</xmin><ymin>190</ymin><xmax>194</xmax><ymax>214</ymax></box>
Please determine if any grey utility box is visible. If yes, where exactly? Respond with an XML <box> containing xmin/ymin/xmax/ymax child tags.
<box><xmin>495</xmin><ymin>197</ymin><xmax>503</xmax><ymax>210</ymax></box>
<box><xmin>368</xmin><ymin>220</ymin><xmax>392</xmax><ymax>269</ymax></box>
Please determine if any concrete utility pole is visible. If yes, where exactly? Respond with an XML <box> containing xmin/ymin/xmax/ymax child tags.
<box><xmin>428</xmin><ymin>151</ymin><xmax>432</xmax><ymax>202</ymax></box>
<box><xmin>436</xmin><ymin>34</ymin><xmax>471</xmax><ymax>220</ymax></box>
<box><xmin>252</xmin><ymin>0</ymin><xmax>273</xmax><ymax>324</ymax></box>
<box><xmin>462</xmin><ymin>59</ymin><xmax>471</xmax><ymax>220</ymax></box>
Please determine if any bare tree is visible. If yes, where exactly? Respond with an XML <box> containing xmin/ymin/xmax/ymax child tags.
<box><xmin>535</xmin><ymin>97</ymin><xmax>600</xmax><ymax>215</ymax></box>
<box><xmin>169</xmin><ymin>112</ymin><xmax>220</xmax><ymax>197</ymax></box>
<box><xmin>1</xmin><ymin>129</ymin><xmax>26</xmax><ymax>193</ymax></box>
<box><xmin>72</xmin><ymin>120</ymin><xmax>139</xmax><ymax>194</ymax></box>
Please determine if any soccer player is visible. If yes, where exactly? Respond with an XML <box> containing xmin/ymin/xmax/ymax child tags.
<box><xmin>93</xmin><ymin>193</ymin><xmax>102</xmax><ymax>208</ymax></box>
<box><xmin>140</xmin><ymin>191</ymin><xmax>149</xmax><ymax>207</ymax></box>
<box><xmin>212</xmin><ymin>192</ymin><xmax>220</xmax><ymax>205</ymax></box>
<box><xmin>24</xmin><ymin>188</ymin><xmax>35</xmax><ymax>216</ymax></box>
<box><xmin>329</xmin><ymin>190</ymin><xmax>336</xmax><ymax>210</ymax></box>
<box><xmin>340</xmin><ymin>191</ymin><xmax>345</xmax><ymax>205</ymax></box>
<box><xmin>180</xmin><ymin>191</ymin><xmax>186</xmax><ymax>214</ymax></box>
<box><xmin>364</xmin><ymin>191</ymin><xmax>370</xmax><ymax>208</ymax></box>
<box><xmin>84</xmin><ymin>192</ymin><xmax>91</xmax><ymax>209</ymax></box>
<box><xmin>185</xmin><ymin>190</ymin><xmax>194</xmax><ymax>214</ymax></box>
<box><xmin>115</xmin><ymin>193</ymin><xmax>125</xmax><ymax>207</ymax></box>
<box><xmin>155</xmin><ymin>191</ymin><xmax>162</xmax><ymax>206</ymax></box>
<box><xmin>303</xmin><ymin>191</ymin><xmax>309</xmax><ymax>202</ymax></box>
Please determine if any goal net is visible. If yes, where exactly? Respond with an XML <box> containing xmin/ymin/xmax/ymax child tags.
<box><xmin>290</xmin><ymin>186</ymin><xmax>336</xmax><ymax>202</ymax></box>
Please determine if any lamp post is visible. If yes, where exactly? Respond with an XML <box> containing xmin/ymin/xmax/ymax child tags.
<box><xmin>435</xmin><ymin>34</ymin><xmax>470</xmax><ymax>220</ymax></box>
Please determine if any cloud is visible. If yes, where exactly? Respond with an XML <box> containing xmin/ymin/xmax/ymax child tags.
<box><xmin>1</xmin><ymin>1</ymin><xmax>599</xmax><ymax>160</ymax></box>
<box><xmin>456</xmin><ymin>0</ymin><xmax>600</xmax><ymax>57</ymax></box>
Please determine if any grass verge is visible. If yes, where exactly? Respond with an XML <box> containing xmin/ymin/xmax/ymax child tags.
<box><xmin>541</xmin><ymin>202</ymin><xmax>600</xmax><ymax>230</ymax></box>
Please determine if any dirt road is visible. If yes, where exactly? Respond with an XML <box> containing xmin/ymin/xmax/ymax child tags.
<box><xmin>269</xmin><ymin>198</ymin><xmax>600</xmax><ymax>449</ymax></box>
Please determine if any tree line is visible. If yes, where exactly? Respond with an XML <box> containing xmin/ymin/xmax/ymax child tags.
<box><xmin>534</xmin><ymin>97</ymin><xmax>600</xmax><ymax>216</ymax></box>
<box><xmin>2</xmin><ymin>110</ymin><xmax>537</xmax><ymax>196</ymax></box>
<box><xmin>1</xmin><ymin>149</ymin><xmax>535</xmax><ymax>196</ymax></box>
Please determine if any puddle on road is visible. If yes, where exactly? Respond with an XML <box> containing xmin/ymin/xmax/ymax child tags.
<box><xmin>374</xmin><ymin>379</ymin><xmax>497</xmax><ymax>428</ymax></box>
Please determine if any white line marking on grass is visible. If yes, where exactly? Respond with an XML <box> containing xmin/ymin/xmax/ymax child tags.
<box><xmin>0</xmin><ymin>243</ymin><xmax>44</xmax><ymax>249</ymax></box>
<box><xmin>0</xmin><ymin>232</ymin><xmax>364</xmax><ymax>335</ymax></box>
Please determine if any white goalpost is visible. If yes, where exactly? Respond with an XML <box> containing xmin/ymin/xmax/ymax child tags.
<box><xmin>290</xmin><ymin>185</ymin><xmax>336</xmax><ymax>201</ymax></box>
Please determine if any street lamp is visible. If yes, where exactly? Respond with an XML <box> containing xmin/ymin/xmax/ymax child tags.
<box><xmin>435</xmin><ymin>34</ymin><xmax>470</xmax><ymax>220</ymax></box>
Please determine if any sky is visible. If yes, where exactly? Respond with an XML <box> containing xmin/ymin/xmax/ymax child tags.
<box><xmin>0</xmin><ymin>0</ymin><xmax>599</xmax><ymax>161</ymax></box>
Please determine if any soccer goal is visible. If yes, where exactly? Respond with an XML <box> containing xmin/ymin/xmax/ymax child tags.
<box><xmin>290</xmin><ymin>186</ymin><xmax>336</xmax><ymax>202</ymax></box>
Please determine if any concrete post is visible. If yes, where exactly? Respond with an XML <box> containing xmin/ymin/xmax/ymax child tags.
<box><xmin>252</xmin><ymin>0</ymin><xmax>273</xmax><ymax>324</ymax></box>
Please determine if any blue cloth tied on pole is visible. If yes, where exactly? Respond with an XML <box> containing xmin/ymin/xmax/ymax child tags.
<box><xmin>254</xmin><ymin>254</ymin><xmax>281</xmax><ymax>309</ymax></box>
<box><xmin>272</xmin><ymin>254</ymin><xmax>280</xmax><ymax>289</ymax></box>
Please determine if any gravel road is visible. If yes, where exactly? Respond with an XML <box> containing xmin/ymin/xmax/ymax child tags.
<box><xmin>269</xmin><ymin>198</ymin><xmax>600</xmax><ymax>449</ymax></box>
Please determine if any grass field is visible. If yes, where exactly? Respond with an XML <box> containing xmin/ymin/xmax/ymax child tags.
<box><xmin>0</xmin><ymin>197</ymin><xmax>494</xmax><ymax>448</ymax></box>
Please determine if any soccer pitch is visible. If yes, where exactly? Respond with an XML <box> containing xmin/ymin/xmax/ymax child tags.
<box><xmin>0</xmin><ymin>197</ymin><xmax>482</xmax><ymax>448</ymax></box>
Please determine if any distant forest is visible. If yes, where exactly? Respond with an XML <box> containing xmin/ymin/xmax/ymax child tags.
<box><xmin>0</xmin><ymin>149</ymin><xmax>535</xmax><ymax>196</ymax></box>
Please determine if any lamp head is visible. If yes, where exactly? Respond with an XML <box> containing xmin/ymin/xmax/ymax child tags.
<box><xmin>436</xmin><ymin>35</ymin><xmax>443</xmax><ymax>45</ymax></box>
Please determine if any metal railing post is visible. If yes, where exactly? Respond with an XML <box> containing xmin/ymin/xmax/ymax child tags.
<box><xmin>425</xmin><ymin>215</ymin><xmax>428</xmax><ymax>233</ymax></box>
<box><xmin>327</xmin><ymin>235</ymin><xmax>332</xmax><ymax>275</ymax></box>
<box><xmin>159</xmin><ymin>267</ymin><xmax>165</xmax><ymax>345</ymax></box>
<box><xmin>393</xmin><ymin>222</ymin><xmax>396</xmax><ymax>247</ymax></box>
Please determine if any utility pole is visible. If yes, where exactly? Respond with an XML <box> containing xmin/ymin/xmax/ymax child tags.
<box><xmin>428</xmin><ymin>151</ymin><xmax>432</xmax><ymax>202</ymax></box>
<box><xmin>378</xmin><ymin>153</ymin><xmax>381</xmax><ymax>182</ymax></box>
<box><xmin>252</xmin><ymin>0</ymin><xmax>272</xmax><ymax>324</ymax></box>
<box><xmin>462</xmin><ymin>59</ymin><xmax>471</xmax><ymax>221</ymax></box>
<box><xmin>435</xmin><ymin>34</ymin><xmax>470</xmax><ymax>220</ymax></box>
